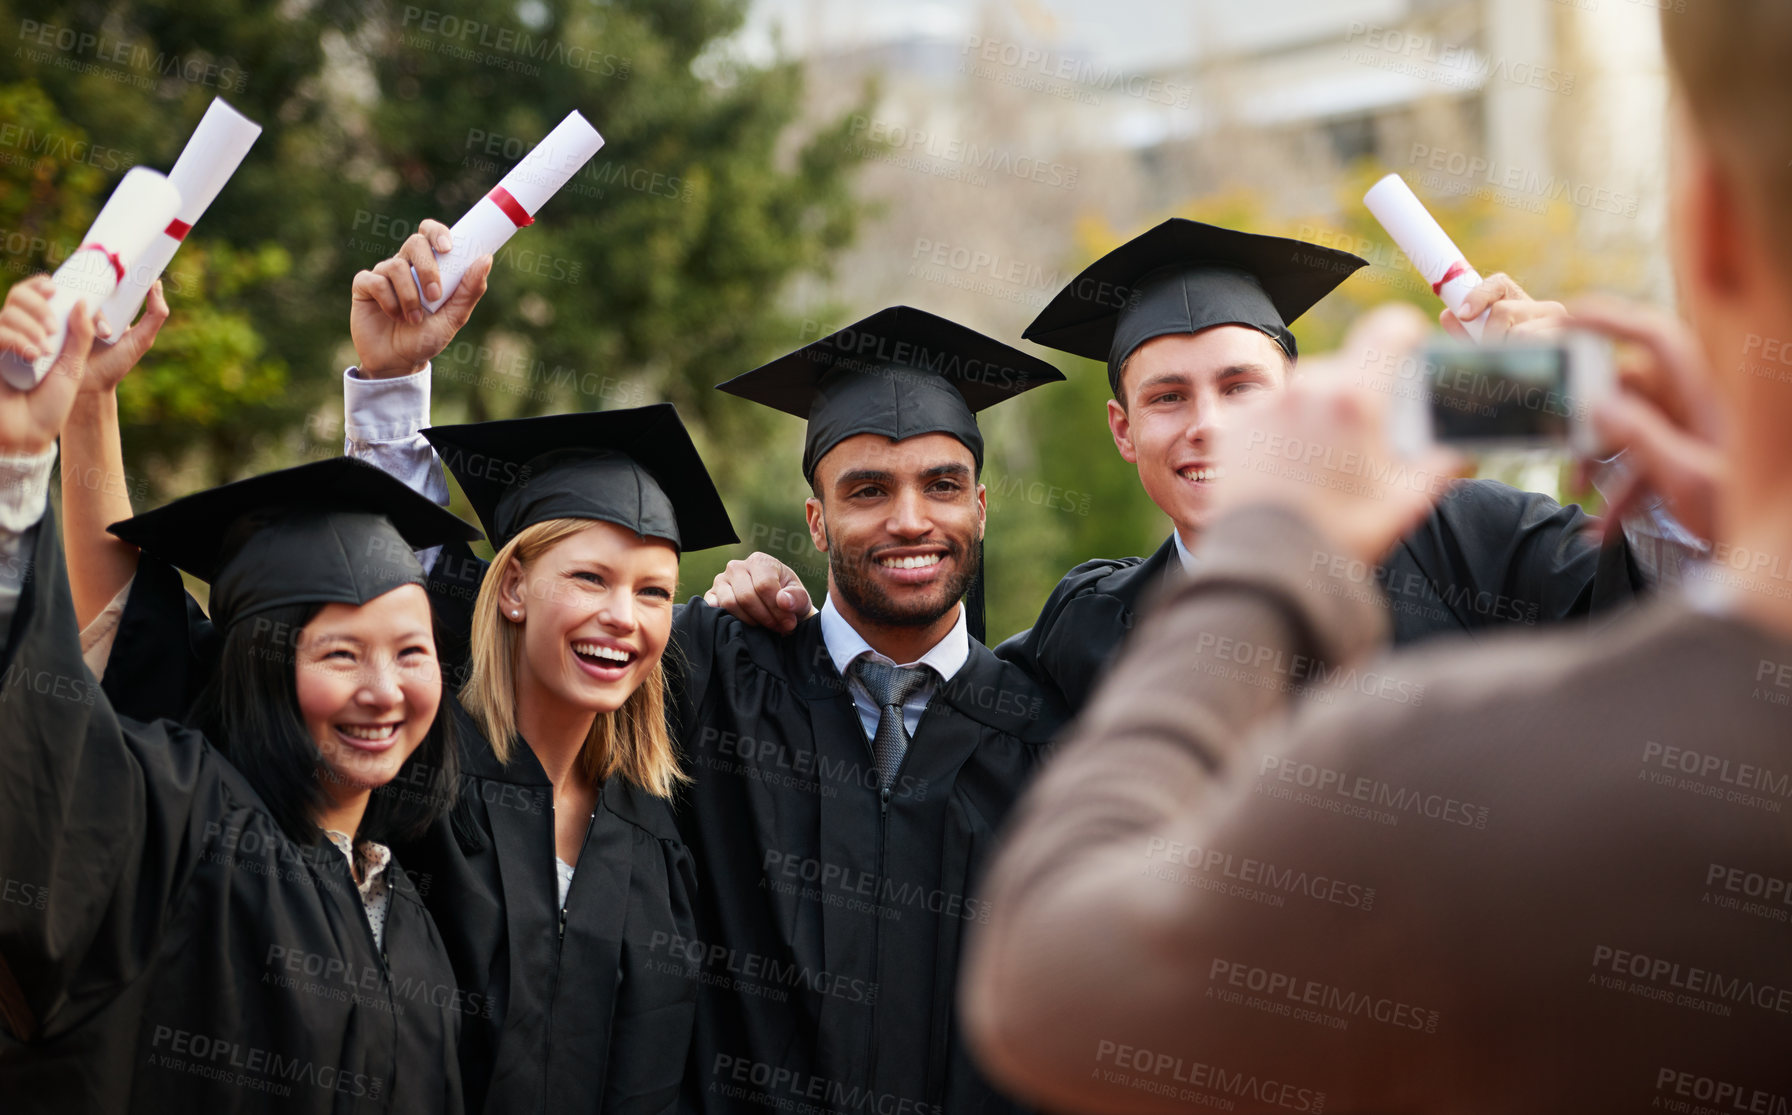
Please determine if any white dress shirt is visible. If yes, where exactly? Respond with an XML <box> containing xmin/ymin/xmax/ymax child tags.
<box><xmin>342</xmin><ymin>364</ymin><xmax>450</xmax><ymax>573</ymax></box>
<box><xmin>819</xmin><ymin>596</ymin><xmax>970</xmax><ymax>741</ymax></box>
<box><xmin>1171</xmin><ymin>529</ymin><xmax>1198</xmax><ymax>572</ymax></box>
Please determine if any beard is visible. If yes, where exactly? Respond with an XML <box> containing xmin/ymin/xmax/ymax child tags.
<box><xmin>827</xmin><ymin>529</ymin><xmax>980</xmax><ymax>629</ymax></box>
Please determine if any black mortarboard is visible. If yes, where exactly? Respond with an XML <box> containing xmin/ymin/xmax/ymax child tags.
<box><xmin>108</xmin><ymin>457</ymin><xmax>484</xmax><ymax>632</ymax></box>
<box><xmin>420</xmin><ymin>402</ymin><xmax>738</xmax><ymax>554</ymax></box>
<box><xmin>1024</xmin><ymin>219</ymin><xmax>1368</xmax><ymax>393</ymax></box>
<box><xmin>714</xmin><ymin>305</ymin><xmax>1064</xmax><ymax>482</ymax></box>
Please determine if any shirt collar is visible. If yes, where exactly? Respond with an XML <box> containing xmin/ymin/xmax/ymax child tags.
<box><xmin>1171</xmin><ymin>530</ymin><xmax>1198</xmax><ymax>572</ymax></box>
<box><xmin>324</xmin><ymin>830</ymin><xmax>393</xmax><ymax>895</ymax></box>
<box><xmin>819</xmin><ymin>595</ymin><xmax>971</xmax><ymax>682</ymax></box>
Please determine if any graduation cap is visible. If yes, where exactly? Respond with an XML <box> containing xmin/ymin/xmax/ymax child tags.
<box><xmin>420</xmin><ymin>402</ymin><xmax>738</xmax><ymax>554</ymax></box>
<box><xmin>108</xmin><ymin>457</ymin><xmax>484</xmax><ymax>632</ymax></box>
<box><xmin>715</xmin><ymin>305</ymin><xmax>1064</xmax><ymax>482</ymax></box>
<box><xmin>1023</xmin><ymin>218</ymin><xmax>1368</xmax><ymax>393</ymax></box>
<box><xmin>716</xmin><ymin>306</ymin><xmax>1063</xmax><ymax>643</ymax></box>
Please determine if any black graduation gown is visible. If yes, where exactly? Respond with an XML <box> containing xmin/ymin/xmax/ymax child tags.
<box><xmin>0</xmin><ymin>510</ymin><xmax>463</xmax><ymax>1114</ymax></box>
<box><xmin>390</xmin><ymin>702</ymin><xmax>699</xmax><ymax>1115</ymax></box>
<box><xmin>666</xmin><ymin>602</ymin><xmax>1066</xmax><ymax>1115</ymax></box>
<box><xmin>96</xmin><ymin>540</ymin><xmax>701</xmax><ymax>1115</ymax></box>
<box><xmin>996</xmin><ymin>477</ymin><xmax>1645</xmax><ymax>712</ymax></box>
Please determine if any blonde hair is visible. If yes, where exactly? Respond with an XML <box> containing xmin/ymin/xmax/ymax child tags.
<box><xmin>461</xmin><ymin>518</ymin><xmax>687</xmax><ymax>798</ymax></box>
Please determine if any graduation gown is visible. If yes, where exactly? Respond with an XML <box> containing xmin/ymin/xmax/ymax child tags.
<box><xmin>0</xmin><ymin>510</ymin><xmax>463</xmax><ymax>1114</ymax></box>
<box><xmin>996</xmin><ymin>477</ymin><xmax>1645</xmax><ymax>712</ymax></box>
<box><xmin>390</xmin><ymin>701</ymin><xmax>699</xmax><ymax>1115</ymax></box>
<box><xmin>96</xmin><ymin>541</ymin><xmax>700</xmax><ymax>1115</ymax></box>
<box><xmin>667</xmin><ymin>601</ymin><xmax>1066</xmax><ymax>1115</ymax></box>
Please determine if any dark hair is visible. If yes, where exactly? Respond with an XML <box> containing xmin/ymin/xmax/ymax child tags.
<box><xmin>189</xmin><ymin>600</ymin><xmax>460</xmax><ymax>846</ymax></box>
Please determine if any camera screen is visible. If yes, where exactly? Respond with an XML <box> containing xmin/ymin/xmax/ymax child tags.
<box><xmin>1426</xmin><ymin>347</ymin><xmax>1573</xmax><ymax>445</ymax></box>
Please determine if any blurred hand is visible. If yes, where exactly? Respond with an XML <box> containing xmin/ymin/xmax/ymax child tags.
<box><xmin>1441</xmin><ymin>271</ymin><xmax>1569</xmax><ymax>343</ymax></box>
<box><xmin>0</xmin><ymin>283</ymin><xmax>95</xmax><ymax>454</ymax></box>
<box><xmin>82</xmin><ymin>279</ymin><xmax>169</xmax><ymax>396</ymax></box>
<box><xmin>703</xmin><ymin>552</ymin><xmax>814</xmax><ymax>633</ymax></box>
<box><xmin>1571</xmin><ymin>295</ymin><xmax>1722</xmax><ymax>543</ymax></box>
<box><xmin>1216</xmin><ymin>304</ymin><xmax>1464</xmax><ymax>565</ymax></box>
<box><xmin>0</xmin><ymin>276</ymin><xmax>57</xmax><ymax>365</ymax></box>
<box><xmin>350</xmin><ymin>218</ymin><xmax>493</xmax><ymax>379</ymax></box>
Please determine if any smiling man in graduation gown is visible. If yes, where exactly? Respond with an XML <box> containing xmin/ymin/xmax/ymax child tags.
<box><xmin>669</xmin><ymin>306</ymin><xmax>1068</xmax><ymax>1115</ymax></box>
<box><xmin>993</xmin><ymin>218</ymin><xmax>1649</xmax><ymax>711</ymax></box>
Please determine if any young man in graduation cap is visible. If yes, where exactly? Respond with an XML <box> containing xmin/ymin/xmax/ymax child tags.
<box><xmin>669</xmin><ymin>305</ymin><xmax>1070</xmax><ymax>1115</ymax></box>
<box><xmin>714</xmin><ymin>220</ymin><xmax>1676</xmax><ymax>714</ymax></box>
<box><xmin>993</xmin><ymin>218</ymin><xmax>1664</xmax><ymax>709</ymax></box>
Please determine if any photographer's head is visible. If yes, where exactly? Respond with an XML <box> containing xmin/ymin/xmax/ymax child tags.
<box><xmin>1663</xmin><ymin>4</ymin><xmax>1792</xmax><ymax>364</ymax></box>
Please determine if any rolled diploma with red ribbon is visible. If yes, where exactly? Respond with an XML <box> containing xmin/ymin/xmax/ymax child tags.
<box><xmin>1363</xmin><ymin>173</ymin><xmax>1490</xmax><ymax>342</ymax></box>
<box><xmin>413</xmin><ymin>109</ymin><xmax>604</xmax><ymax>313</ymax></box>
<box><xmin>97</xmin><ymin>97</ymin><xmax>262</xmax><ymax>343</ymax></box>
<box><xmin>0</xmin><ymin>167</ymin><xmax>182</xmax><ymax>391</ymax></box>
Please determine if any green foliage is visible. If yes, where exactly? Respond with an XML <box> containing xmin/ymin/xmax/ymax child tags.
<box><xmin>0</xmin><ymin>82</ymin><xmax>105</xmax><ymax>265</ymax></box>
<box><xmin>1</xmin><ymin>0</ymin><xmax>877</xmax><ymax>549</ymax></box>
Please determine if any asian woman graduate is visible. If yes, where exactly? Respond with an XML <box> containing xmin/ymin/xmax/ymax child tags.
<box><xmin>0</xmin><ymin>280</ymin><xmax>478</xmax><ymax>1114</ymax></box>
<box><xmin>55</xmin><ymin>238</ymin><xmax>741</xmax><ymax>1114</ymax></box>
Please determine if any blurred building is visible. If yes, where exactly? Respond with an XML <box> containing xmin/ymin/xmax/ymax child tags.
<box><xmin>739</xmin><ymin>0</ymin><xmax>1673</xmax><ymax>331</ymax></box>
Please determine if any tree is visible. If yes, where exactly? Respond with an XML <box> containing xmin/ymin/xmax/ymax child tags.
<box><xmin>1</xmin><ymin>0</ymin><xmax>878</xmax><ymax>597</ymax></box>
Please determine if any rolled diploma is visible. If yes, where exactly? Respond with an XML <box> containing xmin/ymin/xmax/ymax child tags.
<box><xmin>413</xmin><ymin>110</ymin><xmax>604</xmax><ymax>313</ymax></box>
<box><xmin>97</xmin><ymin>97</ymin><xmax>262</xmax><ymax>343</ymax></box>
<box><xmin>0</xmin><ymin>168</ymin><xmax>182</xmax><ymax>391</ymax></box>
<box><xmin>1364</xmin><ymin>173</ymin><xmax>1490</xmax><ymax>341</ymax></box>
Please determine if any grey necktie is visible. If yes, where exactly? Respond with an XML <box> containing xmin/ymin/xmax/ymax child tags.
<box><xmin>849</xmin><ymin>658</ymin><xmax>933</xmax><ymax>786</ymax></box>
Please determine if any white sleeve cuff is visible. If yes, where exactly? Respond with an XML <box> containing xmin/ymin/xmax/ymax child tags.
<box><xmin>0</xmin><ymin>443</ymin><xmax>57</xmax><ymax>535</ymax></box>
<box><xmin>341</xmin><ymin>364</ymin><xmax>449</xmax><ymax>576</ymax></box>
<box><xmin>344</xmin><ymin>362</ymin><xmax>433</xmax><ymax>442</ymax></box>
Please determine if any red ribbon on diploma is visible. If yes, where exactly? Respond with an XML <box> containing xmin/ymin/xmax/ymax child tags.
<box><xmin>80</xmin><ymin>243</ymin><xmax>125</xmax><ymax>283</ymax></box>
<box><xmin>166</xmin><ymin>218</ymin><xmax>193</xmax><ymax>241</ymax></box>
<box><xmin>488</xmin><ymin>186</ymin><xmax>534</xmax><ymax>228</ymax></box>
<box><xmin>1431</xmin><ymin>260</ymin><xmax>1468</xmax><ymax>296</ymax></box>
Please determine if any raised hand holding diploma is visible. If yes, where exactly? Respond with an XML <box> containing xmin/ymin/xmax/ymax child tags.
<box><xmin>352</xmin><ymin>218</ymin><xmax>493</xmax><ymax>379</ymax></box>
<box><xmin>0</xmin><ymin>168</ymin><xmax>181</xmax><ymax>391</ymax></box>
<box><xmin>1364</xmin><ymin>173</ymin><xmax>1492</xmax><ymax>342</ymax></box>
<box><xmin>85</xmin><ymin>280</ymin><xmax>171</xmax><ymax>396</ymax></box>
<box><xmin>0</xmin><ymin>281</ymin><xmax>97</xmax><ymax>454</ymax></box>
<box><xmin>96</xmin><ymin>97</ymin><xmax>262</xmax><ymax>343</ymax></box>
<box><xmin>410</xmin><ymin>109</ymin><xmax>604</xmax><ymax>314</ymax></box>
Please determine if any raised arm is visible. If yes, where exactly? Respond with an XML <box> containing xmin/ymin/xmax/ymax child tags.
<box><xmin>0</xmin><ymin>293</ymin><xmax>212</xmax><ymax>1039</ymax></box>
<box><xmin>344</xmin><ymin>218</ymin><xmax>492</xmax><ymax>516</ymax></box>
<box><xmin>56</xmin><ymin>280</ymin><xmax>170</xmax><ymax>630</ymax></box>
